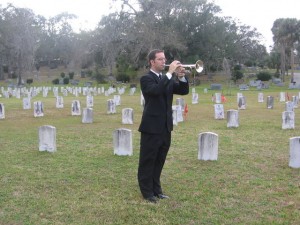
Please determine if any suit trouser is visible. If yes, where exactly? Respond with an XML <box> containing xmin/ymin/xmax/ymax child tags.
<box><xmin>138</xmin><ymin>130</ymin><xmax>171</xmax><ymax>198</ymax></box>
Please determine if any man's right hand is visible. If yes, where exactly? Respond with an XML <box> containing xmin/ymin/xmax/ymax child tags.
<box><xmin>167</xmin><ymin>60</ymin><xmax>182</xmax><ymax>74</ymax></box>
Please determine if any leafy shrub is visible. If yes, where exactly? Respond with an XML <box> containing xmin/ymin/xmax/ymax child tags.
<box><xmin>231</xmin><ymin>64</ymin><xmax>243</xmax><ymax>83</ymax></box>
<box><xmin>52</xmin><ymin>78</ymin><xmax>59</xmax><ymax>85</ymax></box>
<box><xmin>60</xmin><ymin>72</ymin><xmax>65</xmax><ymax>78</ymax></box>
<box><xmin>81</xmin><ymin>70</ymin><xmax>86</xmax><ymax>78</ymax></box>
<box><xmin>233</xmin><ymin>64</ymin><xmax>242</xmax><ymax>71</ymax></box>
<box><xmin>244</xmin><ymin>60</ymin><xmax>254</xmax><ymax>67</ymax></box>
<box><xmin>116</xmin><ymin>73</ymin><xmax>130</xmax><ymax>82</ymax></box>
<box><xmin>256</xmin><ymin>71</ymin><xmax>272</xmax><ymax>81</ymax></box>
<box><xmin>63</xmin><ymin>77</ymin><xmax>70</xmax><ymax>84</ymax></box>
<box><xmin>94</xmin><ymin>70</ymin><xmax>105</xmax><ymax>84</ymax></box>
<box><xmin>273</xmin><ymin>72</ymin><xmax>280</xmax><ymax>78</ymax></box>
<box><xmin>11</xmin><ymin>72</ymin><xmax>17</xmax><ymax>79</ymax></box>
<box><xmin>68</xmin><ymin>72</ymin><xmax>75</xmax><ymax>79</ymax></box>
<box><xmin>26</xmin><ymin>78</ymin><xmax>33</xmax><ymax>85</ymax></box>
<box><xmin>209</xmin><ymin>64</ymin><xmax>217</xmax><ymax>72</ymax></box>
<box><xmin>3</xmin><ymin>65</ymin><xmax>8</xmax><ymax>73</ymax></box>
<box><xmin>87</xmin><ymin>70</ymin><xmax>93</xmax><ymax>77</ymax></box>
<box><xmin>232</xmin><ymin>70</ymin><xmax>243</xmax><ymax>83</ymax></box>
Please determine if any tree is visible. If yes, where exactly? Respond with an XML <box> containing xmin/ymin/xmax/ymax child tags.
<box><xmin>0</xmin><ymin>4</ymin><xmax>40</xmax><ymax>83</ymax></box>
<box><xmin>272</xmin><ymin>18</ymin><xmax>300</xmax><ymax>82</ymax></box>
<box><xmin>35</xmin><ymin>12</ymin><xmax>77</xmax><ymax>69</ymax></box>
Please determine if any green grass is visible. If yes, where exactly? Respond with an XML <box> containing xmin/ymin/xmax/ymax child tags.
<box><xmin>1</xmin><ymin>83</ymin><xmax>300</xmax><ymax>224</ymax></box>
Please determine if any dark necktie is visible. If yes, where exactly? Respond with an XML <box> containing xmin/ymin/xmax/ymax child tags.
<box><xmin>159</xmin><ymin>74</ymin><xmax>162</xmax><ymax>80</ymax></box>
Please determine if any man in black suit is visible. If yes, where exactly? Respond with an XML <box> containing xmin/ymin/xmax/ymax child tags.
<box><xmin>138</xmin><ymin>49</ymin><xmax>189</xmax><ymax>203</ymax></box>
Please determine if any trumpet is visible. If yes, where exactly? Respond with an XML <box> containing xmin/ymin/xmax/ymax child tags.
<box><xmin>164</xmin><ymin>60</ymin><xmax>204</xmax><ymax>73</ymax></box>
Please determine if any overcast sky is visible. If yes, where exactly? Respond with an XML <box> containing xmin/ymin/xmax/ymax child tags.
<box><xmin>2</xmin><ymin>0</ymin><xmax>300</xmax><ymax>51</ymax></box>
<box><xmin>214</xmin><ymin>0</ymin><xmax>300</xmax><ymax>51</ymax></box>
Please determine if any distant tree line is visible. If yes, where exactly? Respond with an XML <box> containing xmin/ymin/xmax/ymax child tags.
<box><xmin>0</xmin><ymin>0</ymin><xmax>299</xmax><ymax>84</ymax></box>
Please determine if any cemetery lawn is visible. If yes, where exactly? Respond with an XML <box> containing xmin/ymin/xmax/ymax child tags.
<box><xmin>1</xmin><ymin>85</ymin><xmax>300</xmax><ymax>224</ymax></box>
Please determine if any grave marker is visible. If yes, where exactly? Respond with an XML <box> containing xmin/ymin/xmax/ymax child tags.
<box><xmin>227</xmin><ymin>110</ymin><xmax>239</xmax><ymax>128</ymax></box>
<box><xmin>39</xmin><ymin>125</ymin><xmax>56</xmax><ymax>152</ymax></box>
<box><xmin>282</xmin><ymin>111</ymin><xmax>295</xmax><ymax>129</ymax></box>
<box><xmin>82</xmin><ymin>108</ymin><xmax>93</xmax><ymax>123</ymax></box>
<box><xmin>198</xmin><ymin>132</ymin><xmax>218</xmax><ymax>160</ymax></box>
<box><xmin>113</xmin><ymin>128</ymin><xmax>133</xmax><ymax>156</ymax></box>
<box><xmin>122</xmin><ymin>108</ymin><xmax>134</xmax><ymax>124</ymax></box>
<box><xmin>289</xmin><ymin>137</ymin><xmax>300</xmax><ymax>168</ymax></box>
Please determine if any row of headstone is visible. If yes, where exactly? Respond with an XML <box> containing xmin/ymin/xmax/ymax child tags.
<box><xmin>36</xmin><ymin>125</ymin><xmax>300</xmax><ymax>168</ymax></box>
<box><xmin>21</xmin><ymin>96</ymin><xmax>94</xmax><ymax>111</ymax></box>
<box><xmin>258</xmin><ymin>92</ymin><xmax>300</xmax><ymax>105</ymax></box>
<box><xmin>33</xmin><ymin>103</ymin><xmax>300</xmax><ymax>168</ymax></box>
<box><xmin>3</xmin><ymin>95</ymin><xmax>135</xmax><ymax>125</ymax></box>
<box><xmin>0</xmin><ymin>85</ymin><xmax>135</xmax><ymax>100</ymax></box>
<box><xmin>38</xmin><ymin>125</ymin><xmax>134</xmax><ymax>155</ymax></box>
<box><xmin>213</xmin><ymin>105</ymin><xmax>239</xmax><ymax>127</ymax></box>
<box><xmin>216</xmin><ymin>104</ymin><xmax>295</xmax><ymax>130</ymax></box>
<box><xmin>114</xmin><ymin>128</ymin><xmax>300</xmax><ymax>168</ymax></box>
<box><xmin>38</xmin><ymin>124</ymin><xmax>218</xmax><ymax>160</ymax></box>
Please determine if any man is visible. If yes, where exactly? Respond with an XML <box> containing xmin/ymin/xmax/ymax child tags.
<box><xmin>138</xmin><ymin>49</ymin><xmax>189</xmax><ymax>203</ymax></box>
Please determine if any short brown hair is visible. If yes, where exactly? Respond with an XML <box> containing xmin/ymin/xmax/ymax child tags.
<box><xmin>147</xmin><ymin>49</ymin><xmax>164</xmax><ymax>65</ymax></box>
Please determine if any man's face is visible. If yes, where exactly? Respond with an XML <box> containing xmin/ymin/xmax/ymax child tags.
<box><xmin>150</xmin><ymin>52</ymin><xmax>166</xmax><ymax>73</ymax></box>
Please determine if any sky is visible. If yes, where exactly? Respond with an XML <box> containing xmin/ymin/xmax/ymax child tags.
<box><xmin>214</xmin><ymin>0</ymin><xmax>300</xmax><ymax>51</ymax></box>
<box><xmin>1</xmin><ymin>0</ymin><xmax>300</xmax><ymax>52</ymax></box>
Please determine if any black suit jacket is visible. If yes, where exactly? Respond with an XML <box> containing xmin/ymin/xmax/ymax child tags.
<box><xmin>138</xmin><ymin>71</ymin><xmax>189</xmax><ymax>134</ymax></box>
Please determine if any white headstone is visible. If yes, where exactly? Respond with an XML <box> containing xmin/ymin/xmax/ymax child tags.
<box><xmin>172</xmin><ymin>107</ymin><xmax>178</xmax><ymax>126</ymax></box>
<box><xmin>214</xmin><ymin>104</ymin><xmax>224</xmax><ymax>119</ymax></box>
<box><xmin>279</xmin><ymin>92</ymin><xmax>286</xmax><ymax>102</ymax></box>
<box><xmin>39</xmin><ymin>125</ymin><xmax>56</xmax><ymax>152</ymax></box>
<box><xmin>82</xmin><ymin>108</ymin><xmax>93</xmax><ymax>123</ymax></box>
<box><xmin>129</xmin><ymin>87</ymin><xmax>136</xmax><ymax>95</ymax></box>
<box><xmin>56</xmin><ymin>96</ymin><xmax>64</xmax><ymax>108</ymax></box>
<box><xmin>237</xmin><ymin>93</ymin><xmax>243</xmax><ymax>103</ymax></box>
<box><xmin>238</xmin><ymin>96</ymin><xmax>246</xmax><ymax>110</ymax></box>
<box><xmin>282</xmin><ymin>111</ymin><xmax>295</xmax><ymax>129</ymax></box>
<box><xmin>258</xmin><ymin>93</ymin><xmax>264</xmax><ymax>103</ymax></box>
<box><xmin>292</xmin><ymin>96</ymin><xmax>299</xmax><ymax>108</ymax></box>
<box><xmin>267</xmin><ymin>96</ymin><xmax>274</xmax><ymax>109</ymax></box>
<box><xmin>172</xmin><ymin>105</ymin><xmax>183</xmax><ymax>122</ymax></box>
<box><xmin>0</xmin><ymin>103</ymin><xmax>5</xmax><ymax>119</ymax></box>
<box><xmin>86</xmin><ymin>95</ymin><xmax>94</xmax><ymax>108</ymax></box>
<box><xmin>114</xmin><ymin>95</ymin><xmax>121</xmax><ymax>106</ymax></box>
<box><xmin>289</xmin><ymin>137</ymin><xmax>300</xmax><ymax>168</ymax></box>
<box><xmin>34</xmin><ymin>101</ymin><xmax>44</xmax><ymax>117</ymax></box>
<box><xmin>107</xmin><ymin>99</ymin><xmax>116</xmax><ymax>114</ymax></box>
<box><xmin>227</xmin><ymin>110</ymin><xmax>239</xmax><ymax>128</ymax></box>
<box><xmin>122</xmin><ymin>108</ymin><xmax>134</xmax><ymax>124</ymax></box>
<box><xmin>215</xmin><ymin>93</ymin><xmax>221</xmax><ymax>104</ymax></box>
<box><xmin>192</xmin><ymin>93</ymin><xmax>199</xmax><ymax>104</ymax></box>
<box><xmin>113</xmin><ymin>128</ymin><xmax>133</xmax><ymax>156</ymax></box>
<box><xmin>71</xmin><ymin>100</ymin><xmax>81</xmax><ymax>115</ymax></box>
<box><xmin>198</xmin><ymin>132</ymin><xmax>218</xmax><ymax>160</ymax></box>
<box><xmin>140</xmin><ymin>92</ymin><xmax>145</xmax><ymax>107</ymax></box>
<box><xmin>176</xmin><ymin>98</ymin><xmax>185</xmax><ymax>111</ymax></box>
<box><xmin>285</xmin><ymin>101</ymin><xmax>294</xmax><ymax>112</ymax></box>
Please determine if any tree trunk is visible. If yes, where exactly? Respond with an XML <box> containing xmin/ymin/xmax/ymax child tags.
<box><xmin>280</xmin><ymin>45</ymin><xmax>286</xmax><ymax>82</ymax></box>
<box><xmin>0</xmin><ymin>58</ymin><xmax>4</xmax><ymax>80</ymax></box>
<box><xmin>290</xmin><ymin>48</ymin><xmax>294</xmax><ymax>83</ymax></box>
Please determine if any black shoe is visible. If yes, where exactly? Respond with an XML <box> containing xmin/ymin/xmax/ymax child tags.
<box><xmin>155</xmin><ymin>194</ymin><xmax>170</xmax><ymax>199</ymax></box>
<box><xmin>144</xmin><ymin>196</ymin><xmax>158</xmax><ymax>203</ymax></box>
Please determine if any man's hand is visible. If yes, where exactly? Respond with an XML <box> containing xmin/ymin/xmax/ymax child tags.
<box><xmin>175</xmin><ymin>67</ymin><xmax>186</xmax><ymax>78</ymax></box>
<box><xmin>167</xmin><ymin>60</ymin><xmax>182</xmax><ymax>74</ymax></box>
